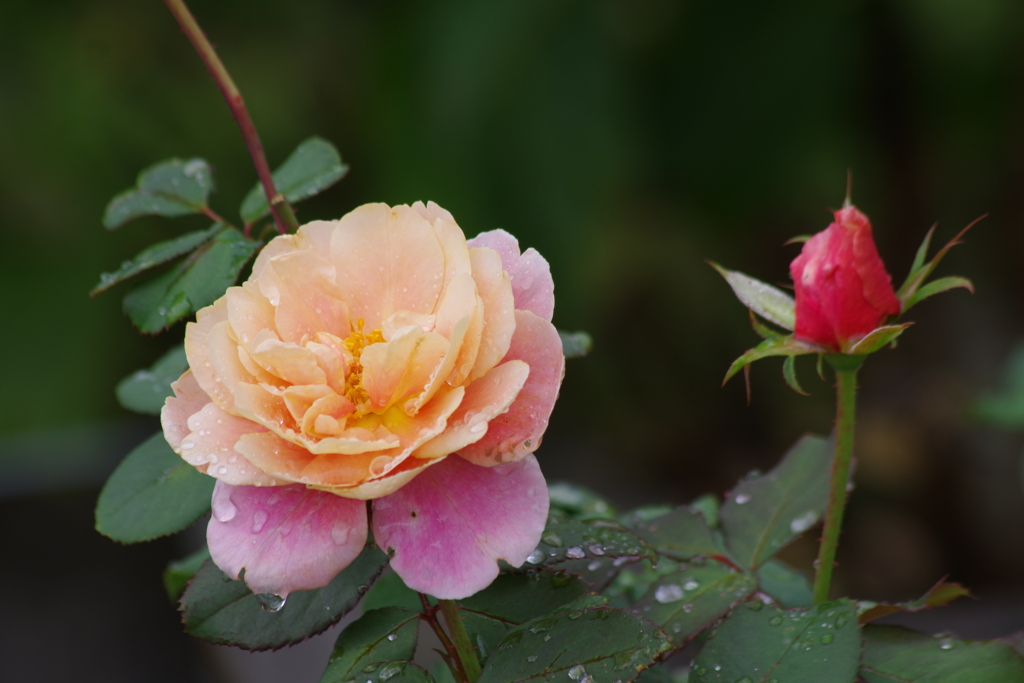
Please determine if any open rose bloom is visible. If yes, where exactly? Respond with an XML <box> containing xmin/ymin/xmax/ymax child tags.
<box><xmin>161</xmin><ymin>202</ymin><xmax>564</xmax><ymax>600</ymax></box>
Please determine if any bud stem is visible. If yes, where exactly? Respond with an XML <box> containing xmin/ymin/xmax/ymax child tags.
<box><xmin>161</xmin><ymin>0</ymin><xmax>300</xmax><ymax>235</ymax></box>
<box><xmin>438</xmin><ymin>599</ymin><xmax>482</xmax><ymax>683</ymax></box>
<box><xmin>812</xmin><ymin>354</ymin><xmax>864</xmax><ymax>604</ymax></box>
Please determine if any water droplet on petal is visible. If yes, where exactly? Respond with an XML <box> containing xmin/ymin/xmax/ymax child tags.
<box><xmin>251</xmin><ymin>509</ymin><xmax>268</xmax><ymax>534</ymax></box>
<box><xmin>212</xmin><ymin>495</ymin><xmax>237</xmax><ymax>523</ymax></box>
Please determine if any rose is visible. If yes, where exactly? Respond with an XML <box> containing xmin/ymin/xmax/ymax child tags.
<box><xmin>161</xmin><ymin>202</ymin><xmax>564</xmax><ymax>600</ymax></box>
<box><xmin>789</xmin><ymin>205</ymin><xmax>901</xmax><ymax>352</ymax></box>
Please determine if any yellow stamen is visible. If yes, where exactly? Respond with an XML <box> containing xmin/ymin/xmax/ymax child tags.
<box><xmin>342</xmin><ymin>319</ymin><xmax>384</xmax><ymax>412</ymax></box>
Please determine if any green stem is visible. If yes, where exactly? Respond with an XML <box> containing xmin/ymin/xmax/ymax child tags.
<box><xmin>812</xmin><ymin>354</ymin><xmax>864</xmax><ymax>604</ymax></box>
<box><xmin>162</xmin><ymin>0</ymin><xmax>300</xmax><ymax>235</ymax></box>
<box><xmin>438</xmin><ymin>599</ymin><xmax>482</xmax><ymax>683</ymax></box>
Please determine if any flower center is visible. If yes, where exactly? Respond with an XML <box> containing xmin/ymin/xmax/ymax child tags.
<box><xmin>342</xmin><ymin>319</ymin><xmax>384</xmax><ymax>411</ymax></box>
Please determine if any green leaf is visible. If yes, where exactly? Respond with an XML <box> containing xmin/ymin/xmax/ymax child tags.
<box><xmin>92</xmin><ymin>224</ymin><xmax>223</xmax><ymax>295</ymax></box>
<box><xmin>338</xmin><ymin>661</ymin><xmax>434</xmax><ymax>683</ymax></box>
<box><xmin>548</xmin><ymin>482</ymin><xmax>617</xmax><ymax>520</ymax></box>
<box><xmin>688</xmin><ymin>494</ymin><xmax>721</xmax><ymax>529</ymax></box>
<box><xmin>691</xmin><ymin>599</ymin><xmax>860</xmax><ymax>683</ymax></box>
<box><xmin>861</xmin><ymin>625</ymin><xmax>1024</xmax><ymax>683</ymax></box>
<box><xmin>857</xmin><ymin>580</ymin><xmax>972</xmax><ymax>624</ymax></box>
<box><xmin>723</xmin><ymin>335</ymin><xmax>823</xmax><ymax>385</ymax></box>
<box><xmin>95</xmin><ymin>432</ymin><xmax>214</xmax><ymax>543</ymax></box>
<box><xmin>559</xmin><ymin>330</ymin><xmax>593</xmax><ymax>359</ymax></box>
<box><xmin>709</xmin><ymin>262</ymin><xmax>796</xmax><ymax>330</ymax></box>
<box><xmin>115</xmin><ymin>345</ymin><xmax>188</xmax><ymax>415</ymax></box>
<box><xmin>628</xmin><ymin>506</ymin><xmax>723</xmax><ymax>561</ymax></box>
<box><xmin>897</xmin><ymin>217</ymin><xmax>982</xmax><ymax>309</ymax></box>
<box><xmin>905</xmin><ymin>275</ymin><xmax>975</xmax><ymax>310</ymax></box>
<box><xmin>845</xmin><ymin>323</ymin><xmax>912</xmax><ymax>355</ymax></box>
<box><xmin>360</xmin><ymin>570</ymin><xmax>423</xmax><ymax>612</ymax></box>
<box><xmin>782</xmin><ymin>356</ymin><xmax>808</xmax><ymax>395</ymax></box>
<box><xmin>164</xmin><ymin>546</ymin><xmax>211</xmax><ymax>602</ymax></box>
<box><xmin>477</xmin><ymin>605</ymin><xmax>671</xmax><ymax>683</ymax></box>
<box><xmin>181</xmin><ymin>545</ymin><xmax>388</xmax><ymax>650</ymax></box>
<box><xmin>632</xmin><ymin>561</ymin><xmax>757</xmax><ymax>647</ymax></box>
<box><xmin>104</xmin><ymin>158</ymin><xmax>215</xmax><ymax>229</ymax></box>
<box><xmin>319</xmin><ymin>607</ymin><xmax>419</xmax><ymax>683</ymax></box>
<box><xmin>524</xmin><ymin>515</ymin><xmax>657</xmax><ymax>570</ymax></box>
<box><xmin>123</xmin><ymin>226</ymin><xmax>261</xmax><ymax>333</ymax></box>
<box><xmin>756</xmin><ymin>560</ymin><xmax>812</xmax><ymax>608</ymax></box>
<box><xmin>719</xmin><ymin>434</ymin><xmax>833</xmax><ymax>569</ymax></box>
<box><xmin>240</xmin><ymin>137</ymin><xmax>348</xmax><ymax>224</ymax></box>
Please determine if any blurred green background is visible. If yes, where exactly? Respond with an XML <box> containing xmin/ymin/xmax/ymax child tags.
<box><xmin>4</xmin><ymin>0</ymin><xmax>1024</xmax><ymax>680</ymax></box>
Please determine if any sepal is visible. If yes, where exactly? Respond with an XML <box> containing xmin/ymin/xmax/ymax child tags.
<box><xmin>843</xmin><ymin>323</ymin><xmax>912</xmax><ymax>355</ymax></box>
<box><xmin>710</xmin><ymin>262</ymin><xmax>795</xmax><ymax>330</ymax></box>
<box><xmin>723</xmin><ymin>335</ymin><xmax>823</xmax><ymax>386</ymax></box>
<box><xmin>897</xmin><ymin>217</ymin><xmax>982</xmax><ymax>312</ymax></box>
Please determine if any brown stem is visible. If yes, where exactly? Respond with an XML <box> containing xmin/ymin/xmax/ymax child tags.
<box><xmin>162</xmin><ymin>0</ymin><xmax>299</xmax><ymax>235</ymax></box>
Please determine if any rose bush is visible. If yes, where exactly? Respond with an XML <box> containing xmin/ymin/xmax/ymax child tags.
<box><xmin>161</xmin><ymin>202</ymin><xmax>564</xmax><ymax>600</ymax></box>
<box><xmin>789</xmin><ymin>205</ymin><xmax>901</xmax><ymax>351</ymax></box>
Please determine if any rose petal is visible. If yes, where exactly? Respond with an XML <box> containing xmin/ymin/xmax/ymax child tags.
<box><xmin>371</xmin><ymin>454</ymin><xmax>549</xmax><ymax>599</ymax></box>
<box><xmin>467</xmin><ymin>247</ymin><xmax>516</xmax><ymax>382</ymax></box>
<box><xmin>207</xmin><ymin>481</ymin><xmax>368</xmax><ymax>597</ymax></box>
<box><xmin>263</xmin><ymin>250</ymin><xmax>350</xmax><ymax>343</ymax></box>
<box><xmin>251</xmin><ymin>337</ymin><xmax>327</xmax><ymax>386</ymax></box>
<box><xmin>162</xmin><ymin>370</ymin><xmax>209</xmax><ymax>450</ymax></box>
<box><xmin>361</xmin><ymin>327</ymin><xmax>450</xmax><ymax>411</ymax></box>
<box><xmin>412</xmin><ymin>201</ymin><xmax>473</xmax><ymax>296</ymax></box>
<box><xmin>413</xmin><ymin>360</ymin><xmax>529</xmax><ymax>460</ymax></box>
<box><xmin>226</xmin><ymin>283</ymin><xmax>276</xmax><ymax>351</ymax></box>
<box><xmin>186</xmin><ymin>299</ymin><xmax>246</xmax><ymax>415</ymax></box>
<box><xmin>179</xmin><ymin>403</ymin><xmax>285</xmax><ymax>486</ymax></box>
<box><xmin>467</xmin><ymin>229</ymin><xmax>554</xmax><ymax>321</ymax></box>
<box><xmin>457</xmin><ymin>310</ymin><xmax>564</xmax><ymax>465</ymax></box>
<box><xmin>331</xmin><ymin>203</ymin><xmax>446</xmax><ymax>330</ymax></box>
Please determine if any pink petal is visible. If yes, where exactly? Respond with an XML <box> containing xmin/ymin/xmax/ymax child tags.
<box><xmin>371</xmin><ymin>454</ymin><xmax>549</xmax><ymax>599</ymax></box>
<box><xmin>457</xmin><ymin>310</ymin><xmax>564</xmax><ymax>465</ymax></box>
<box><xmin>162</xmin><ymin>370</ymin><xmax>209</xmax><ymax>450</ymax></box>
<box><xmin>467</xmin><ymin>229</ymin><xmax>554</xmax><ymax>322</ymax></box>
<box><xmin>207</xmin><ymin>481</ymin><xmax>369</xmax><ymax>597</ymax></box>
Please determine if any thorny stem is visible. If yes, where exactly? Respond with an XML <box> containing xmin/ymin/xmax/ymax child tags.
<box><xmin>162</xmin><ymin>0</ymin><xmax>299</xmax><ymax>235</ymax></box>
<box><xmin>812</xmin><ymin>355</ymin><xmax>864</xmax><ymax>604</ymax></box>
<box><xmin>419</xmin><ymin>594</ymin><xmax>465</xmax><ymax>682</ymax></box>
<box><xmin>439</xmin><ymin>598</ymin><xmax>482</xmax><ymax>683</ymax></box>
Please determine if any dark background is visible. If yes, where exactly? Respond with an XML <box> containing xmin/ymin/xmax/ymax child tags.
<box><xmin>4</xmin><ymin>0</ymin><xmax>1024</xmax><ymax>680</ymax></box>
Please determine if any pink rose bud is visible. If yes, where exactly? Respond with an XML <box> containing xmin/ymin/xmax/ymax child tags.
<box><xmin>789</xmin><ymin>205</ymin><xmax>901</xmax><ymax>351</ymax></box>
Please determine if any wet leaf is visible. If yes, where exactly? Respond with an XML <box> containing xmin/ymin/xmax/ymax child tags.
<box><xmin>104</xmin><ymin>158</ymin><xmax>215</xmax><ymax>229</ymax></box>
<box><xmin>181</xmin><ymin>545</ymin><xmax>388</xmax><ymax>651</ymax></box>
<box><xmin>115</xmin><ymin>345</ymin><xmax>188</xmax><ymax>415</ymax></box>
<box><xmin>862</xmin><ymin>625</ymin><xmax>1024</xmax><ymax>683</ymax></box>
<box><xmin>632</xmin><ymin>561</ymin><xmax>757</xmax><ymax>646</ymax></box>
<box><xmin>95</xmin><ymin>432</ymin><xmax>214</xmax><ymax>543</ymax></box>
<box><xmin>461</xmin><ymin>571</ymin><xmax>592</xmax><ymax>624</ymax></box>
<box><xmin>857</xmin><ymin>580</ymin><xmax>972</xmax><ymax>624</ymax></box>
<box><xmin>548</xmin><ymin>482</ymin><xmax>617</xmax><ymax>520</ymax></box>
<box><xmin>240</xmin><ymin>137</ymin><xmax>348</xmax><ymax>224</ymax></box>
<box><xmin>336</xmin><ymin>660</ymin><xmax>434</xmax><ymax>683</ymax></box>
<box><xmin>320</xmin><ymin>607</ymin><xmax>419</xmax><ymax>683</ymax></box>
<box><xmin>522</xmin><ymin>515</ymin><xmax>656</xmax><ymax>571</ymax></box>
<box><xmin>628</xmin><ymin>505</ymin><xmax>723</xmax><ymax>562</ymax></box>
<box><xmin>164</xmin><ymin>546</ymin><xmax>211</xmax><ymax>602</ymax></box>
<box><xmin>691</xmin><ymin>599</ymin><xmax>860</xmax><ymax>683</ymax></box>
<box><xmin>92</xmin><ymin>224</ymin><xmax>223</xmax><ymax>295</ymax></box>
<box><xmin>719</xmin><ymin>434</ymin><xmax>833</xmax><ymax>569</ymax></box>
<box><xmin>756</xmin><ymin>560</ymin><xmax>812</xmax><ymax>608</ymax></box>
<box><xmin>478</xmin><ymin>605</ymin><xmax>671</xmax><ymax>683</ymax></box>
<box><xmin>559</xmin><ymin>330</ymin><xmax>593</xmax><ymax>359</ymax></box>
<box><xmin>123</xmin><ymin>226</ymin><xmax>260</xmax><ymax>333</ymax></box>
<box><xmin>709</xmin><ymin>262</ymin><xmax>796</xmax><ymax>330</ymax></box>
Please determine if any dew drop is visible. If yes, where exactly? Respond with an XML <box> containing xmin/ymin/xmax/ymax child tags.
<box><xmin>820</xmin><ymin>634</ymin><xmax>834</xmax><ymax>644</ymax></box>
<box><xmin>567</xmin><ymin>665</ymin><xmax>586</xmax><ymax>680</ymax></box>
<box><xmin>768</xmin><ymin>616</ymin><xmax>783</xmax><ymax>627</ymax></box>
<box><xmin>527</xmin><ymin>655</ymin><xmax>538</xmax><ymax>663</ymax></box>
<box><xmin>387</xmin><ymin>633</ymin><xmax>398</xmax><ymax>641</ymax></box>
<box><xmin>588</xmin><ymin>544</ymin><xmax>605</xmax><ymax>556</ymax></box>
<box><xmin>255</xmin><ymin>593</ymin><xmax>286</xmax><ymax>612</ymax></box>
<box><xmin>526</xmin><ymin>549</ymin><xmax>545</xmax><ymax>565</ymax></box>
<box><xmin>654</xmin><ymin>583</ymin><xmax>684</xmax><ymax>604</ymax></box>
<box><xmin>939</xmin><ymin>637</ymin><xmax>955</xmax><ymax>650</ymax></box>
<box><xmin>683</xmin><ymin>580</ymin><xmax>699</xmax><ymax>591</ymax></box>
<box><xmin>212</xmin><ymin>495</ymin><xmax>237</xmax><ymax>523</ymax></box>
<box><xmin>251</xmin><ymin>509</ymin><xmax>268</xmax><ymax>534</ymax></box>
<box><xmin>587</xmin><ymin>560</ymin><xmax>602</xmax><ymax>571</ymax></box>
<box><xmin>542</xmin><ymin>533</ymin><xmax>563</xmax><ymax>547</ymax></box>
<box><xmin>789</xmin><ymin>510</ymin><xmax>818</xmax><ymax>534</ymax></box>
<box><xmin>565</xmin><ymin>546</ymin><xmax>585</xmax><ymax>559</ymax></box>
<box><xmin>734</xmin><ymin>493</ymin><xmax>751</xmax><ymax>505</ymax></box>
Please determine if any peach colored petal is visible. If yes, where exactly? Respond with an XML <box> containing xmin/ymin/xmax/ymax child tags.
<box><xmin>431</xmin><ymin>272</ymin><xmax>481</xmax><ymax>388</ymax></box>
<box><xmin>307</xmin><ymin>337</ymin><xmax>349</xmax><ymax>395</ymax></box>
<box><xmin>300</xmin><ymin>391</ymin><xmax>356</xmax><ymax>436</ymax></box>
<box><xmin>458</xmin><ymin>310</ymin><xmax>564</xmax><ymax>465</ymax></box>
<box><xmin>467</xmin><ymin>229</ymin><xmax>554</xmax><ymax>322</ymax></box>
<box><xmin>467</xmin><ymin>247</ymin><xmax>516</xmax><ymax>382</ymax></box>
<box><xmin>179</xmin><ymin>402</ymin><xmax>285</xmax><ymax>486</ymax></box>
<box><xmin>250</xmin><ymin>234</ymin><xmax>299</xmax><ymax>280</ymax></box>
<box><xmin>314</xmin><ymin>456</ymin><xmax>442</xmax><ymax>501</ymax></box>
<box><xmin>360</xmin><ymin>327</ymin><xmax>450</xmax><ymax>411</ymax></box>
<box><xmin>263</xmin><ymin>250</ymin><xmax>350</xmax><ymax>343</ymax></box>
<box><xmin>403</xmin><ymin>316</ymin><xmax>468</xmax><ymax>416</ymax></box>
<box><xmin>236</xmin><ymin>344</ymin><xmax>286</xmax><ymax>387</ymax></box>
<box><xmin>235</xmin><ymin>431</ymin><xmax>316</xmax><ymax>481</ymax></box>
<box><xmin>300</xmin><ymin>451</ymin><xmax>383</xmax><ymax>487</ymax></box>
<box><xmin>226</xmin><ymin>283</ymin><xmax>276</xmax><ymax>350</ymax></box>
<box><xmin>305</xmin><ymin>428</ymin><xmax>400</xmax><ymax>455</ymax></box>
<box><xmin>207</xmin><ymin>481</ymin><xmax>368</xmax><ymax>597</ymax></box>
<box><xmin>330</xmin><ymin>203</ymin><xmax>445</xmax><ymax>329</ymax></box>
<box><xmin>250</xmin><ymin>337</ymin><xmax>327</xmax><ymax>386</ymax></box>
<box><xmin>281</xmin><ymin>384</ymin><xmax>334</xmax><ymax>424</ymax></box>
<box><xmin>413</xmin><ymin>360</ymin><xmax>529</xmax><ymax>460</ymax></box>
<box><xmin>382</xmin><ymin>310</ymin><xmax>436</xmax><ymax>340</ymax></box>
<box><xmin>161</xmin><ymin>370</ymin><xmax>209</xmax><ymax>450</ymax></box>
<box><xmin>412</xmin><ymin>201</ymin><xmax>472</xmax><ymax>296</ymax></box>
<box><xmin>234</xmin><ymin>381</ymin><xmax>300</xmax><ymax>438</ymax></box>
<box><xmin>185</xmin><ymin>299</ymin><xmax>235</xmax><ymax>414</ymax></box>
